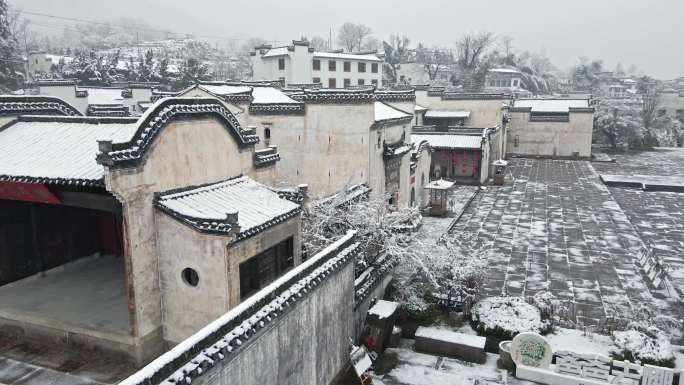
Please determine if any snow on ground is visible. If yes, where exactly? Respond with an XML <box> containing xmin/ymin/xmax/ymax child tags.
<box><xmin>545</xmin><ymin>327</ymin><xmax>613</xmax><ymax>356</ymax></box>
<box><xmin>447</xmin><ymin>158</ymin><xmax>681</xmax><ymax>326</ymax></box>
<box><xmin>374</xmin><ymin>339</ymin><xmax>534</xmax><ymax>385</ymax></box>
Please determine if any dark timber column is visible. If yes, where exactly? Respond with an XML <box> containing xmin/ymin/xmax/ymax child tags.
<box><xmin>29</xmin><ymin>203</ymin><xmax>46</xmax><ymax>276</ymax></box>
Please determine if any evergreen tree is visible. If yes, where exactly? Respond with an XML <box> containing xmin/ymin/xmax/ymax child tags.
<box><xmin>0</xmin><ymin>0</ymin><xmax>23</xmax><ymax>91</ymax></box>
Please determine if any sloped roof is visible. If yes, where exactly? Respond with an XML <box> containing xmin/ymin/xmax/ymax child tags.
<box><xmin>0</xmin><ymin>117</ymin><xmax>137</xmax><ymax>186</ymax></box>
<box><xmin>513</xmin><ymin>98</ymin><xmax>590</xmax><ymax>112</ymax></box>
<box><xmin>424</xmin><ymin>110</ymin><xmax>471</xmax><ymax>119</ymax></box>
<box><xmin>374</xmin><ymin>101</ymin><xmax>411</xmax><ymax>123</ymax></box>
<box><xmin>313</xmin><ymin>51</ymin><xmax>381</xmax><ymax>62</ymax></box>
<box><xmin>261</xmin><ymin>47</ymin><xmax>290</xmax><ymax>58</ymax></box>
<box><xmin>197</xmin><ymin>84</ymin><xmax>300</xmax><ymax>104</ymax></box>
<box><xmin>155</xmin><ymin>175</ymin><xmax>301</xmax><ymax>239</ymax></box>
<box><xmin>411</xmin><ymin>133</ymin><xmax>482</xmax><ymax>149</ymax></box>
<box><xmin>0</xmin><ymin>95</ymin><xmax>82</xmax><ymax>117</ymax></box>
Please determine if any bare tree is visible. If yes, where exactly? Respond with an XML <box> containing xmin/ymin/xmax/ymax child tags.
<box><xmin>336</xmin><ymin>22</ymin><xmax>372</xmax><ymax>52</ymax></box>
<box><xmin>455</xmin><ymin>32</ymin><xmax>495</xmax><ymax>70</ymax></box>
<box><xmin>308</xmin><ymin>36</ymin><xmax>329</xmax><ymax>51</ymax></box>
<box><xmin>416</xmin><ymin>44</ymin><xmax>453</xmax><ymax>82</ymax></box>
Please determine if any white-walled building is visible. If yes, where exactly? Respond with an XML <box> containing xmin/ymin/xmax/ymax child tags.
<box><xmin>250</xmin><ymin>40</ymin><xmax>383</xmax><ymax>89</ymax></box>
<box><xmin>34</xmin><ymin>80</ymin><xmax>156</xmax><ymax>116</ymax></box>
<box><xmin>484</xmin><ymin>68</ymin><xmax>530</xmax><ymax>97</ymax></box>
<box><xmin>179</xmin><ymin>82</ymin><xmax>420</xmax><ymax>207</ymax></box>
<box><xmin>507</xmin><ymin>98</ymin><xmax>594</xmax><ymax>158</ymax></box>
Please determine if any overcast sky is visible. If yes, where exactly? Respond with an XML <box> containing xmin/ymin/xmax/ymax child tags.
<box><xmin>13</xmin><ymin>0</ymin><xmax>684</xmax><ymax>79</ymax></box>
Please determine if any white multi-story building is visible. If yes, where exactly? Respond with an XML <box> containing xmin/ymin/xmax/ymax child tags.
<box><xmin>250</xmin><ymin>40</ymin><xmax>383</xmax><ymax>88</ymax></box>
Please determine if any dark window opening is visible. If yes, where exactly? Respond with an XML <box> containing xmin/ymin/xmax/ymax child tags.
<box><xmin>264</xmin><ymin>127</ymin><xmax>271</xmax><ymax>146</ymax></box>
<box><xmin>328</xmin><ymin>60</ymin><xmax>336</xmax><ymax>71</ymax></box>
<box><xmin>371</xmin><ymin>63</ymin><xmax>378</xmax><ymax>73</ymax></box>
<box><xmin>313</xmin><ymin>59</ymin><xmax>320</xmax><ymax>71</ymax></box>
<box><xmin>358</xmin><ymin>62</ymin><xmax>366</xmax><ymax>73</ymax></box>
<box><xmin>328</xmin><ymin>78</ymin><xmax>337</xmax><ymax>88</ymax></box>
<box><xmin>239</xmin><ymin>237</ymin><xmax>294</xmax><ymax>299</ymax></box>
<box><xmin>343</xmin><ymin>61</ymin><xmax>351</xmax><ymax>72</ymax></box>
<box><xmin>358</xmin><ymin>79</ymin><xmax>365</xmax><ymax>85</ymax></box>
<box><xmin>371</xmin><ymin>79</ymin><xmax>378</xmax><ymax>86</ymax></box>
<box><xmin>313</xmin><ymin>77</ymin><xmax>321</xmax><ymax>84</ymax></box>
<box><xmin>344</xmin><ymin>78</ymin><xmax>351</xmax><ymax>87</ymax></box>
<box><xmin>278</xmin><ymin>58</ymin><xmax>285</xmax><ymax>70</ymax></box>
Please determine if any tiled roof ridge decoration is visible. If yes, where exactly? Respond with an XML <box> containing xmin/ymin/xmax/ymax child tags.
<box><xmin>354</xmin><ymin>253</ymin><xmax>397</xmax><ymax>308</ymax></box>
<box><xmin>248</xmin><ymin>103</ymin><xmax>305</xmax><ymax>115</ymax></box>
<box><xmin>383</xmin><ymin>132</ymin><xmax>413</xmax><ymax>159</ymax></box>
<box><xmin>118</xmin><ymin>231</ymin><xmax>360</xmax><ymax>385</ymax></box>
<box><xmin>411</xmin><ymin>139</ymin><xmax>431</xmax><ymax>159</ymax></box>
<box><xmin>33</xmin><ymin>79</ymin><xmax>77</xmax><ymax>86</ymax></box>
<box><xmin>97</xmin><ymin>98</ymin><xmax>259</xmax><ymax>168</ymax></box>
<box><xmin>274</xmin><ymin>184</ymin><xmax>308</xmax><ymax>204</ymax></box>
<box><xmin>154</xmin><ymin>175</ymin><xmax>300</xmax><ymax>241</ymax></box>
<box><xmin>0</xmin><ymin>174</ymin><xmax>104</xmax><ymax>187</ymax></box>
<box><xmin>14</xmin><ymin>115</ymin><xmax>138</xmax><ymax>124</ymax></box>
<box><xmin>441</xmin><ymin>92</ymin><xmax>510</xmax><ymax>100</ymax></box>
<box><xmin>87</xmin><ymin>105</ymin><xmax>130</xmax><ymax>117</ymax></box>
<box><xmin>0</xmin><ymin>95</ymin><xmax>82</xmax><ymax>117</ymax></box>
<box><xmin>253</xmin><ymin>146</ymin><xmax>281</xmax><ymax>167</ymax></box>
<box><xmin>374</xmin><ymin>89</ymin><xmax>416</xmax><ymax>101</ymax></box>
<box><xmin>290</xmin><ymin>87</ymin><xmax>376</xmax><ymax>104</ymax></box>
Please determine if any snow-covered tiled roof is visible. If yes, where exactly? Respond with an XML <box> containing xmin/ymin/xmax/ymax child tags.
<box><xmin>411</xmin><ymin>133</ymin><xmax>482</xmax><ymax>149</ymax></box>
<box><xmin>197</xmin><ymin>84</ymin><xmax>299</xmax><ymax>104</ymax></box>
<box><xmin>82</xmin><ymin>88</ymin><xmax>126</xmax><ymax>106</ymax></box>
<box><xmin>414</xmin><ymin>104</ymin><xmax>428</xmax><ymax>112</ymax></box>
<box><xmin>261</xmin><ymin>47</ymin><xmax>290</xmax><ymax>58</ymax></box>
<box><xmin>0</xmin><ymin>117</ymin><xmax>138</xmax><ymax>186</ymax></box>
<box><xmin>424</xmin><ymin>179</ymin><xmax>455</xmax><ymax>190</ymax></box>
<box><xmin>155</xmin><ymin>176</ymin><xmax>301</xmax><ymax>239</ymax></box>
<box><xmin>375</xmin><ymin>101</ymin><xmax>411</xmax><ymax>122</ymax></box>
<box><xmin>488</xmin><ymin>68</ymin><xmax>520</xmax><ymax>74</ymax></box>
<box><xmin>513</xmin><ymin>98</ymin><xmax>590</xmax><ymax>112</ymax></box>
<box><xmin>424</xmin><ymin>110</ymin><xmax>471</xmax><ymax>119</ymax></box>
<box><xmin>251</xmin><ymin>87</ymin><xmax>299</xmax><ymax>104</ymax></box>
<box><xmin>313</xmin><ymin>51</ymin><xmax>381</xmax><ymax>62</ymax></box>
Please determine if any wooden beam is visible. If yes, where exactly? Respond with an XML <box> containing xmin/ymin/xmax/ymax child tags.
<box><xmin>54</xmin><ymin>191</ymin><xmax>121</xmax><ymax>215</ymax></box>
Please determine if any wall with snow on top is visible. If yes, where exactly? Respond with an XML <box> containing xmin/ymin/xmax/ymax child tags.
<box><xmin>190</xmin><ymin>247</ymin><xmax>355</xmax><ymax>385</ymax></box>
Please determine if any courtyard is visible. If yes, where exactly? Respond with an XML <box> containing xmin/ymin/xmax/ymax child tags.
<box><xmin>447</xmin><ymin>157</ymin><xmax>683</xmax><ymax>326</ymax></box>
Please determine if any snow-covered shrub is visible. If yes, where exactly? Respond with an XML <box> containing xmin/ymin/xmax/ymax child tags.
<box><xmin>611</xmin><ymin>326</ymin><xmax>676</xmax><ymax>368</ymax></box>
<box><xmin>471</xmin><ymin>296</ymin><xmax>548</xmax><ymax>340</ymax></box>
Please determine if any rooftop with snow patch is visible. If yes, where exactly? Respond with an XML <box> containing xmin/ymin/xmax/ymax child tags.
<box><xmin>512</xmin><ymin>98</ymin><xmax>591</xmax><ymax>113</ymax></box>
<box><xmin>411</xmin><ymin>132</ymin><xmax>483</xmax><ymax>150</ymax></box>
<box><xmin>155</xmin><ymin>175</ymin><xmax>301</xmax><ymax>239</ymax></box>
<box><xmin>0</xmin><ymin>116</ymin><xmax>138</xmax><ymax>186</ymax></box>
<box><xmin>374</xmin><ymin>101</ymin><xmax>412</xmax><ymax>123</ymax></box>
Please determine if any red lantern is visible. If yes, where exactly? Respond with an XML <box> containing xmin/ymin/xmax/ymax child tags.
<box><xmin>472</xmin><ymin>152</ymin><xmax>479</xmax><ymax>177</ymax></box>
<box><xmin>462</xmin><ymin>150</ymin><xmax>468</xmax><ymax>176</ymax></box>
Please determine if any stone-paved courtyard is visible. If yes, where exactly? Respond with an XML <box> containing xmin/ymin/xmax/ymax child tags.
<box><xmin>448</xmin><ymin>158</ymin><xmax>682</xmax><ymax>326</ymax></box>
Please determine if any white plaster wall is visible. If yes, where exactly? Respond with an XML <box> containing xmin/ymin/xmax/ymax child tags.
<box><xmin>106</xmin><ymin>117</ymin><xmax>269</xmax><ymax>341</ymax></box>
<box><xmin>415</xmin><ymin>90</ymin><xmax>506</xmax><ymax>128</ymax></box>
<box><xmin>507</xmin><ymin>112</ymin><xmax>594</xmax><ymax>157</ymax></box>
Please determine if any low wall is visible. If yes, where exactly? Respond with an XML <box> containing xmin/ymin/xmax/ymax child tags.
<box><xmin>118</xmin><ymin>231</ymin><xmax>361</xmax><ymax>385</ymax></box>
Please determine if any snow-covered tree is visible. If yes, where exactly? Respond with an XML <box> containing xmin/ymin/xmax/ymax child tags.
<box><xmin>383</xmin><ymin>35</ymin><xmax>410</xmax><ymax>85</ymax></box>
<box><xmin>0</xmin><ymin>0</ymin><xmax>24</xmax><ymax>91</ymax></box>
<box><xmin>594</xmin><ymin>99</ymin><xmax>642</xmax><ymax>149</ymax></box>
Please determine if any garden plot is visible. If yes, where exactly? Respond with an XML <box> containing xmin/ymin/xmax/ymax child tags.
<box><xmin>448</xmin><ymin>158</ymin><xmax>669</xmax><ymax>325</ymax></box>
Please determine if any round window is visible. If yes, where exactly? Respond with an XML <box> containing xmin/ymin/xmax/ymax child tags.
<box><xmin>181</xmin><ymin>268</ymin><xmax>199</xmax><ymax>287</ymax></box>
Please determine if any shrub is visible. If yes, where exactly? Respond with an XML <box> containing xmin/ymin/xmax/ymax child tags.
<box><xmin>611</xmin><ymin>327</ymin><xmax>676</xmax><ymax>368</ymax></box>
<box><xmin>471</xmin><ymin>296</ymin><xmax>548</xmax><ymax>340</ymax></box>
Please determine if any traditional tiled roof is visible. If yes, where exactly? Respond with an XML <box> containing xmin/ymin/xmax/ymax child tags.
<box><xmin>0</xmin><ymin>95</ymin><xmax>82</xmax><ymax>117</ymax></box>
<box><xmin>291</xmin><ymin>87</ymin><xmax>375</xmax><ymax>104</ymax></box>
<box><xmin>374</xmin><ymin>101</ymin><xmax>412</xmax><ymax>127</ymax></box>
<box><xmin>424</xmin><ymin>110</ymin><xmax>470</xmax><ymax>119</ymax></box>
<box><xmin>86</xmin><ymin>105</ymin><xmax>130</xmax><ymax>117</ymax></box>
<box><xmin>253</xmin><ymin>146</ymin><xmax>281</xmax><ymax>167</ymax></box>
<box><xmin>192</xmin><ymin>83</ymin><xmax>305</xmax><ymax>114</ymax></box>
<box><xmin>512</xmin><ymin>98</ymin><xmax>593</xmax><ymax>113</ymax></box>
<box><xmin>154</xmin><ymin>175</ymin><xmax>301</xmax><ymax>240</ymax></box>
<box><xmin>374</xmin><ymin>90</ymin><xmax>416</xmax><ymax>102</ymax></box>
<box><xmin>411</xmin><ymin>132</ymin><xmax>483</xmax><ymax>150</ymax></box>
<box><xmin>383</xmin><ymin>141</ymin><xmax>413</xmax><ymax>159</ymax></box>
<box><xmin>98</xmin><ymin>98</ymin><xmax>259</xmax><ymax>168</ymax></box>
<box><xmin>0</xmin><ymin>116</ymin><xmax>138</xmax><ymax>187</ymax></box>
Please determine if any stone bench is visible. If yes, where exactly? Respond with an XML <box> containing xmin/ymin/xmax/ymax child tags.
<box><xmin>414</xmin><ymin>326</ymin><xmax>486</xmax><ymax>364</ymax></box>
